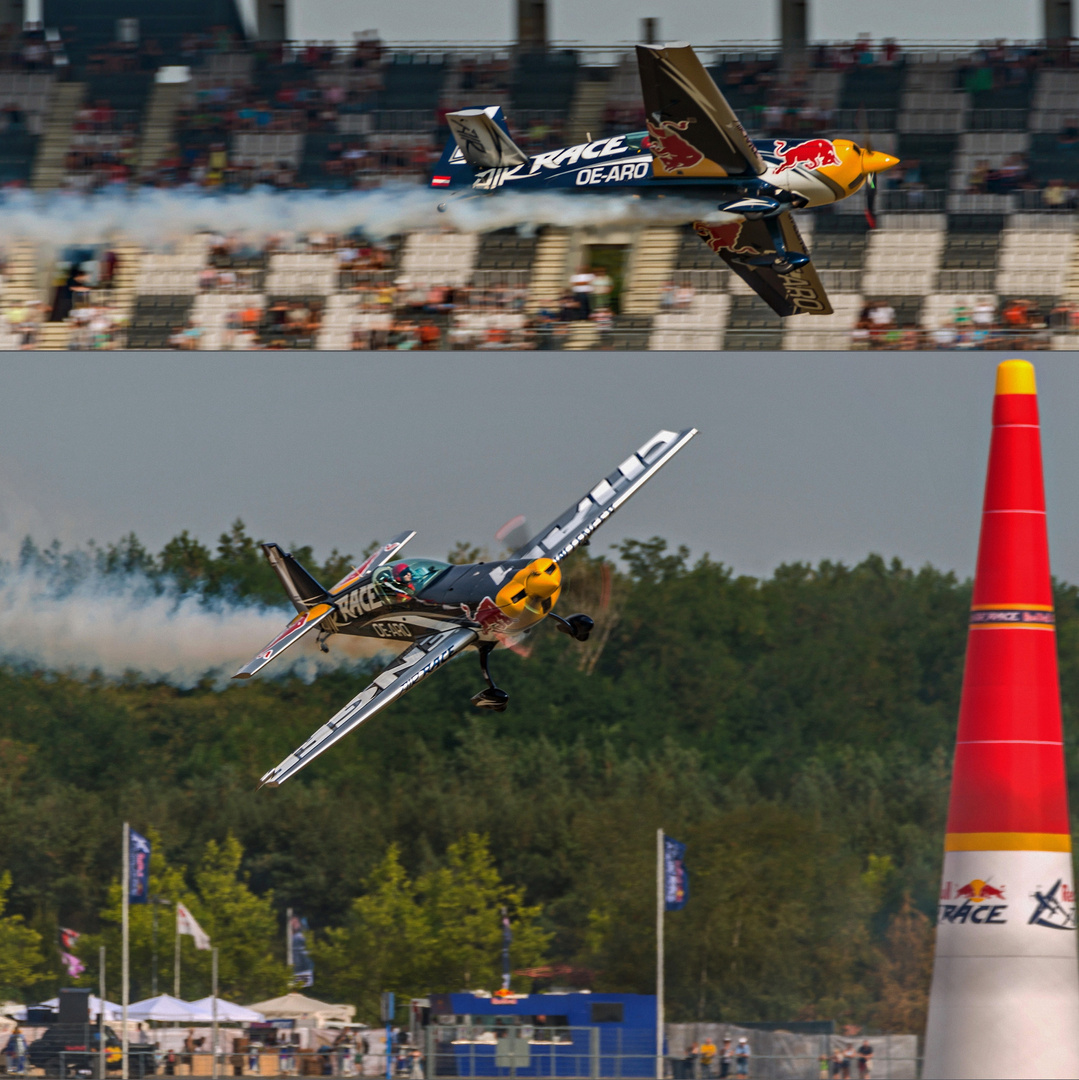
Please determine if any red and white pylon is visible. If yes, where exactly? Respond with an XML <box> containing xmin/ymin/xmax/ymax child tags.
<box><xmin>923</xmin><ymin>360</ymin><xmax>1079</xmax><ymax>1079</ymax></box>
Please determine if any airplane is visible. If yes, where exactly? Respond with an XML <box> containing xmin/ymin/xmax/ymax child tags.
<box><xmin>236</xmin><ymin>427</ymin><xmax>697</xmax><ymax>786</ymax></box>
<box><xmin>431</xmin><ymin>42</ymin><xmax>899</xmax><ymax>318</ymax></box>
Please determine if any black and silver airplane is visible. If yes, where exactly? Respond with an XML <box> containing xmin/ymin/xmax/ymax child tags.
<box><xmin>235</xmin><ymin>427</ymin><xmax>697</xmax><ymax>785</ymax></box>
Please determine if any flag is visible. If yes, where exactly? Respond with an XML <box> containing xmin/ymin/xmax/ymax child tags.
<box><xmin>128</xmin><ymin>829</ymin><xmax>151</xmax><ymax>905</ymax></box>
<box><xmin>59</xmin><ymin>928</ymin><xmax>84</xmax><ymax>978</ymax></box>
<box><xmin>664</xmin><ymin>835</ymin><xmax>689</xmax><ymax>911</ymax></box>
<box><xmin>60</xmin><ymin>952</ymin><xmax>85</xmax><ymax>978</ymax></box>
<box><xmin>176</xmin><ymin>903</ymin><xmax>211</xmax><ymax>950</ymax></box>
<box><xmin>289</xmin><ymin>915</ymin><xmax>314</xmax><ymax>987</ymax></box>
<box><xmin>501</xmin><ymin>909</ymin><xmax>512</xmax><ymax>990</ymax></box>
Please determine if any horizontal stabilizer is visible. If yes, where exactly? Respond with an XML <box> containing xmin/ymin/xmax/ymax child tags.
<box><xmin>233</xmin><ymin>604</ymin><xmax>335</xmax><ymax>680</ymax></box>
<box><xmin>260</xmin><ymin>625</ymin><xmax>478</xmax><ymax>785</ymax></box>
<box><xmin>446</xmin><ymin>108</ymin><xmax>529</xmax><ymax>169</ymax></box>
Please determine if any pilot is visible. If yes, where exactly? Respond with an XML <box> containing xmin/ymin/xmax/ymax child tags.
<box><xmin>391</xmin><ymin>562</ymin><xmax>416</xmax><ymax>597</ymax></box>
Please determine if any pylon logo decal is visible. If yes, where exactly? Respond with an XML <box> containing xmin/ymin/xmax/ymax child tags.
<box><xmin>939</xmin><ymin>878</ymin><xmax>1008</xmax><ymax>924</ymax></box>
<box><xmin>1029</xmin><ymin>880</ymin><xmax>1077</xmax><ymax>930</ymax></box>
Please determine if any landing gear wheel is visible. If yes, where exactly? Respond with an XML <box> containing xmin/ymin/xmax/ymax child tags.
<box><xmin>473</xmin><ymin>642</ymin><xmax>509</xmax><ymax>712</ymax></box>
<box><xmin>471</xmin><ymin>687</ymin><xmax>510</xmax><ymax>711</ymax></box>
<box><xmin>551</xmin><ymin>612</ymin><xmax>594</xmax><ymax>642</ymax></box>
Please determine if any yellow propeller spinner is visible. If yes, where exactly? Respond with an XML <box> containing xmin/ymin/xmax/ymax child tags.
<box><xmin>495</xmin><ymin>558</ymin><xmax>563</xmax><ymax>623</ymax></box>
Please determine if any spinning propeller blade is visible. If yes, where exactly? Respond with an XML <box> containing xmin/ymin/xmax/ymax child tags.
<box><xmin>858</xmin><ymin>105</ymin><xmax>878</xmax><ymax>229</ymax></box>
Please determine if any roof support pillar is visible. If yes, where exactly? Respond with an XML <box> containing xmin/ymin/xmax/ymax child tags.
<box><xmin>516</xmin><ymin>0</ymin><xmax>547</xmax><ymax>53</ymax></box>
<box><xmin>780</xmin><ymin>0</ymin><xmax>807</xmax><ymax>55</ymax></box>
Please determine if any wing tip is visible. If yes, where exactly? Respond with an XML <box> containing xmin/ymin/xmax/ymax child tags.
<box><xmin>232</xmin><ymin>671</ymin><xmax>253</xmax><ymax>680</ymax></box>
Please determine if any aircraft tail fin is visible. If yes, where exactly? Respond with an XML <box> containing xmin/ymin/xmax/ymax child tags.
<box><xmin>263</xmin><ymin>543</ymin><xmax>328</xmax><ymax>614</ymax></box>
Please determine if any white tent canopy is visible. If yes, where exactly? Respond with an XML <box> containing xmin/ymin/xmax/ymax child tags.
<box><xmin>247</xmin><ymin>993</ymin><xmax>355</xmax><ymax>1025</ymax></box>
<box><xmin>38</xmin><ymin>996</ymin><xmax>123</xmax><ymax>1022</ymax></box>
<box><xmin>190</xmin><ymin>998</ymin><xmax>265</xmax><ymax>1024</ymax></box>
<box><xmin>126</xmin><ymin>994</ymin><xmax>213</xmax><ymax>1023</ymax></box>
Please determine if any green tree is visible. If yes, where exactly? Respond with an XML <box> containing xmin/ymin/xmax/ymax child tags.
<box><xmin>0</xmin><ymin>872</ymin><xmax>46</xmax><ymax>998</ymax></box>
<box><xmin>80</xmin><ymin>835</ymin><xmax>288</xmax><ymax>1002</ymax></box>
<box><xmin>314</xmin><ymin>836</ymin><xmax>549</xmax><ymax>1020</ymax></box>
<box><xmin>421</xmin><ymin>834</ymin><xmax>549</xmax><ymax>992</ymax></box>
<box><xmin>312</xmin><ymin>846</ymin><xmax>431</xmax><ymax>1019</ymax></box>
<box><xmin>185</xmin><ymin>837</ymin><xmax>291</xmax><ymax>1001</ymax></box>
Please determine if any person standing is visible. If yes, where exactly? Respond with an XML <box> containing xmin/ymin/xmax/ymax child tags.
<box><xmin>4</xmin><ymin>1025</ymin><xmax>26</xmax><ymax>1076</ymax></box>
<box><xmin>734</xmin><ymin>1037</ymin><xmax>750</xmax><ymax>1080</ymax></box>
<box><xmin>590</xmin><ymin>265</ymin><xmax>613</xmax><ymax>314</ymax></box>
<box><xmin>683</xmin><ymin>1042</ymin><xmax>699</xmax><ymax>1080</ymax></box>
<box><xmin>569</xmin><ymin>266</ymin><xmax>594</xmax><ymax>320</ymax></box>
<box><xmin>699</xmin><ymin>1036</ymin><xmax>717</xmax><ymax>1079</ymax></box>
<box><xmin>856</xmin><ymin>1040</ymin><xmax>873</xmax><ymax>1079</ymax></box>
<box><xmin>830</xmin><ymin>1047</ymin><xmax>845</xmax><ymax>1078</ymax></box>
<box><xmin>718</xmin><ymin>1037</ymin><xmax>733</xmax><ymax>1079</ymax></box>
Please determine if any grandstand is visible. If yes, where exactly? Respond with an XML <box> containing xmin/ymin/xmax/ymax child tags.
<box><xmin>0</xmin><ymin>15</ymin><xmax>1077</xmax><ymax>349</ymax></box>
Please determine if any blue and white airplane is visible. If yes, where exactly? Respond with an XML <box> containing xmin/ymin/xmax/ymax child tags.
<box><xmin>432</xmin><ymin>42</ymin><xmax>898</xmax><ymax>316</ymax></box>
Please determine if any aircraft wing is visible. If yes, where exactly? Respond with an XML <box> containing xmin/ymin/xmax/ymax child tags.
<box><xmin>694</xmin><ymin>214</ymin><xmax>833</xmax><ymax>317</ymax></box>
<box><xmin>259</xmin><ymin>624</ymin><xmax>478</xmax><ymax>786</ymax></box>
<box><xmin>512</xmin><ymin>428</ymin><xmax>697</xmax><ymax>563</ymax></box>
<box><xmin>637</xmin><ymin>43</ymin><xmax>766</xmax><ymax>178</ymax></box>
<box><xmin>233</xmin><ymin>603</ymin><xmax>336</xmax><ymax>680</ymax></box>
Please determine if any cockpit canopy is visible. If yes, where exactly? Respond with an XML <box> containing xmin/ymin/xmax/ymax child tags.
<box><xmin>372</xmin><ymin>558</ymin><xmax>451</xmax><ymax>600</ymax></box>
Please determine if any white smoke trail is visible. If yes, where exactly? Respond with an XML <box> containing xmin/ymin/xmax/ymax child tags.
<box><xmin>0</xmin><ymin>184</ymin><xmax>732</xmax><ymax>246</ymax></box>
<box><xmin>0</xmin><ymin>568</ymin><xmax>386</xmax><ymax>687</ymax></box>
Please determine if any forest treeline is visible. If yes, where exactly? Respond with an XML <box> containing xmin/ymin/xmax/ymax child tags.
<box><xmin>4</xmin><ymin>522</ymin><xmax>1079</xmax><ymax>1029</ymax></box>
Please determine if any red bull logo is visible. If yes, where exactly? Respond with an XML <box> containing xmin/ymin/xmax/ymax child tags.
<box><xmin>955</xmin><ymin>879</ymin><xmax>1006</xmax><ymax>902</ymax></box>
<box><xmin>464</xmin><ymin>596</ymin><xmax>514</xmax><ymax>634</ymax></box>
<box><xmin>771</xmin><ymin>138</ymin><xmax>841</xmax><ymax>175</ymax></box>
<box><xmin>693</xmin><ymin>221</ymin><xmax>759</xmax><ymax>255</ymax></box>
<box><xmin>938</xmin><ymin>877</ymin><xmax>1009</xmax><ymax>925</ymax></box>
<box><xmin>645</xmin><ymin>118</ymin><xmax>705</xmax><ymax>172</ymax></box>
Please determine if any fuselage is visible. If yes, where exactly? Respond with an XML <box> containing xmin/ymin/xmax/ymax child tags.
<box><xmin>321</xmin><ymin>555</ymin><xmax>560</xmax><ymax>647</ymax></box>
<box><xmin>438</xmin><ymin>132</ymin><xmax>896</xmax><ymax>212</ymax></box>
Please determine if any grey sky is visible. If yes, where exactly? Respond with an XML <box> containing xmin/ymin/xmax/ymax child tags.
<box><xmin>290</xmin><ymin>0</ymin><xmax>1040</xmax><ymax>45</ymax></box>
<box><xmin>2</xmin><ymin>351</ymin><xmax>1078</xmax><ymax>586</ymax></box>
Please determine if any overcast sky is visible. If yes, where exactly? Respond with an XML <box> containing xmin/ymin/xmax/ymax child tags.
<box><xmin>3</xmin><ymin>351</ymin><xmax>1079</xmax><ymax>586</ymax></box>
<box><xmin>289</xmin><ymin>0</ymin><xmax>1041</xmax><ymax>45</ymax></box>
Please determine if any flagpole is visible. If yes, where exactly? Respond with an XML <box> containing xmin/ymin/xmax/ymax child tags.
<box><xmin>122</xmin><ymin>822</ymin><xmax>129</xmax><ymax>1080</ymax></box>
<box><xmin>286</xmin><ymin>907</ymin><xmax>293</xmax><ymax>978</ymax></box>
<box><xmin>99</xmin><ymin>945</ymin><xmax>106</xmax><ymax>1080</ymax></box>
<box><xmin>211</xmin><ymin>948</ymin><xmax>219</xmax><ymax>1080</ymax></box>
<box><xmin>656</xmin><ymin>828</ymin><xmax>664</xmax><ymax>1080</ymax></box>
<box><xmin>174</xmin><ymin>909</ymin><xmax>180</xmax><ymax>998</ymax></box>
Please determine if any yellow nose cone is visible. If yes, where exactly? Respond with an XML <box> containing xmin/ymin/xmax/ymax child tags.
<box><xmin>525</xmin><ymin>560</ymin><xmax>561</xmax><ymax>601</ymax></box>
<box><xmin>496</xmin><ymin>558</ymin><xmax>563</xmax><ymax>621</ymax></box>
<box><xmin>862</xmin><ymin>149</ymin><xmax>899</xmax><ymax>174</ymax></box>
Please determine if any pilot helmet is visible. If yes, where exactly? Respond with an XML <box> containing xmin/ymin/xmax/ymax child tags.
<box><xmin>392</xmin><ymin>561</ymin><xmax>412</xmax><ymax>581</ymax></box>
